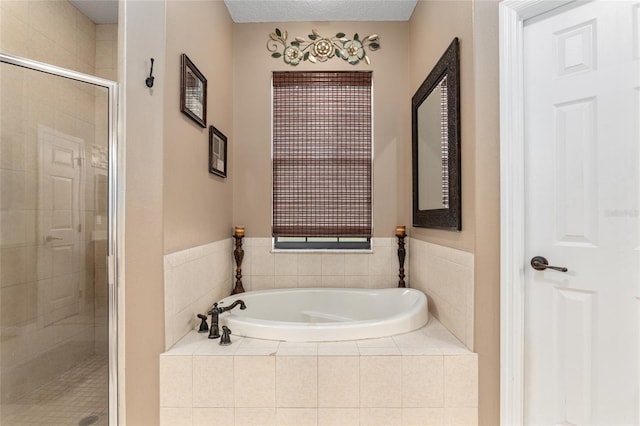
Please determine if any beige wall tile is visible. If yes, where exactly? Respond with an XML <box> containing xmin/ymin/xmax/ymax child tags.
<box><xmin>95</xmin><ymin>40</ymin><xmax>114</xmax><ymax>69</ymax></box>
<box><xmin>164</xmin><ymin>240</ymin><xmax>234</xmax><ymax>349</ymax></box>
<box><xmin>298</xmin><ymin>275</ymin><xmax>322</xmax><ymax>288</ymax></box>
<box><xmin>317</xmin><ymin>341</ymin><xmax>360</xmax><ymax>357</ymax></box>
<box><xmin>402</xmin><ymin>408</ymin><xmax>444</xmax><ymax>426</ymax></box>
<box><xmin>1</xmin><ymin>246</ymin><xmax>28</xmax><ymax>286</ymax></box>
<box><xmin>360</xmin><ymin>356</ymin><xmax>401</xmax><ymax>407</ymax></box>
<box><xmin>234</xmin><ymin>356</ymin><xmax>275</xmax><ymax>407</ymax></box>
<box><xmin>321</xmin><ymin>275</ymin><xmax>345</xmax><ymax>287</ymax></box>
<box><xmin>192</xmin><ymin>408</ymin><xmax>234</xmax><ymax>426</ymax></box>
<box><xmin>193</xmin><ymin>356</ymin><xmax>233</xmax><ymax>407</ymax></box>
<box><xmin>0</xmin><ymin>9</ymin><xmax>29</xmax><ymax>56</ymax></box>
<box><xmin>409</xmin><ymin>239</ymin><xmax>474</xmax><ymax>349</ymax></box>
<box><xmin>318</xmin><ymin>408</ymin><xmax>359</xmax><ymax>426</ymax></box>
<box><xmin>344</xmin><ymin>275</ymin><xmax>369</xmax><ymax>288</ymax></box>
<box><xmin>369</xmin><ymin>247</ymin><xmax>392</xmax><ymax>276</ymax></box>
<box><xmin>368</xmin><ymin>274</ymin><xmax>395</xmax><ymax>289</ymax></box>
<box><xmin>275</xmin><ymin>253</ymin><xmax>298</xmax><ymax>276</ymax></box>
<box><xmin>444</xmin><ymin>355</ymin><xmax>478</xmax><ymax>408</ymax></box>
<box><xmin>252</xmin><ymin>275</ymin><xmax>276</xmax><ymax>291</ymax></box>
<box><xmin>234</xmin><ymin>338</ymin><xmax>279</xmax><ymax>356</ymax></box>
<box><xmin>402</xmin><ymin>356</ymin><xmax>444</xmax><ymax>407</ymax></box>
<box><xmin>275</xmin><ymin>275</ymin><xmax>298</xmax><ymax>288</ymax></box>
<box><xmin>360</xmin><ymin>408</ymin><xmax>401</xmax><ymax>426</ymax></box>
<box><xmin>0</xmin><ymin>0</ymin><xmax>29</xmax><ymax>23</ymax></box>
<box><xmin>344</xmin><ymin>254</ymin><xmax>369</xmax><ymax>276</ymax></box>
<box><xmin>160</xmin><ymin>356</ymin><xmax>193</xmax><ymax>407</ymax></box>
<box><xmin>276</xmin><ymin>408</ymin><xmax>318</xmax><ymax>426</ymax></box>
<box><xmin>160</xmin><ymin>407</ymin><xmax>193</xmax><ymax>426</ymax></box>
<box><xmin>444</xmin><ymin>407</ymin><xmax>478</xmax><ymax>426</ymax></box>
<box><xmin>276</xmin><ymin>356</ymin><xmax>317</xmax><ymax>407</ymax></box>
<box><xmin>252</xmin><ymin>246</ymin><xmax>275</xmax><ymax>276</ymax></box>
<box><xmin>96</xmin><ymin>24</ymin><xmax>117</xmax><ymax>41</ymax></box>
<box><xmin>298</xmin><ymin>254</ymin><xmax>322</xmax><ymax>276</ymax></box>
<box><xmin>321</xmin><ymin>254</ymin><xmax>345</xmax><ymax>275</ymax></box>
<box><xmin>235</xmin><ymin>408</ymin><xmax>276</xmax><ymax>426</ymax></box>
<box><xmin>318</xmin><ymin>357</ymin><xmax>359</xmax><ymax>408</ymax></box>
<box><xmin>277</xmin><ymin>342</ymin><xmax>318</xmax><ymax>357</ymax></box>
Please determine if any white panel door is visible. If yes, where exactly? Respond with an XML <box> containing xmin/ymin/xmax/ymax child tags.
<box><xmin>38</xmin><ymin>125</ymin><xmax>84</xmax><ymax>325</ymax></box>
<box><xmin>524</xmin><ymin>1</ymin><xmax>640</xmax><ymax>425</ymax></box>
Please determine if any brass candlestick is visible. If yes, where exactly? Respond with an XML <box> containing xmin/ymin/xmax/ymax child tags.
<box><xmin>396</xmin><ymin>225</ymin><xmax>406</xmax><ymax>288</ymax></box>
<box><xmin>232</xmin><ymin>226</ymin><xmax>245</xmax><ymax>295</ymax></box>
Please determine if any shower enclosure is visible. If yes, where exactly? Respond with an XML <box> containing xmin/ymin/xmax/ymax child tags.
<box><xmin>0</xmin><ymin>53</ymin><xmax>118</xmax><ymax>426</ymax></box>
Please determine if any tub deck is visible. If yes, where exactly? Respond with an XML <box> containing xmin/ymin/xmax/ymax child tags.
<box><xmin>160</xmin><ymin>317</ymin><xmax>478</xmax><ymax>426</ymax></box>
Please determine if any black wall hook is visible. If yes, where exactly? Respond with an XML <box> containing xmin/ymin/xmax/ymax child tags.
<box><xmin>146</xmin><ymin>58</ymin><xmax>155</xmax><ymax>88</ymax></box>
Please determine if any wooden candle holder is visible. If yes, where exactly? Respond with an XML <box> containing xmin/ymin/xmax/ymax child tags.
<box><xmin>232</xmin><ymin>227</ymin><xmax>245</xmax><ymax>294</ymax></box>
<box><xmin>396</xmin><ymin>226</ymin><xmax>406</xmax><ymax>288</ymax></box>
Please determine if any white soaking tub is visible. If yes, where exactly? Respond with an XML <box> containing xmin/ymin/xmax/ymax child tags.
<box><xmin>217</xmin><ymin>287</ymin><xmax>429</xmax><ymax>342</ymax></box>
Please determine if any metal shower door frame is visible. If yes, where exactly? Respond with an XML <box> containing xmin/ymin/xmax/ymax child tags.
<box><xmin>0</xmin><ymin>52</ymin><xmax>120</xmax><ymax>426</ymax></box>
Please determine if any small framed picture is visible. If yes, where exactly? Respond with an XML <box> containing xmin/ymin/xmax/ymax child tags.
<box><xmin>180</xmin><ymin>54</ymin><xmax>207</xmax><ymax>128</ymax></box>
<box><xmin>209</xmin><ymin>126</ymin><xmax>227</xmax><ymax>178</ymax></box>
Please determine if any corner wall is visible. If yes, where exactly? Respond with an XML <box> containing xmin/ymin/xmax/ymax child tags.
<box><xmin>120</xmin><ymin>0</ymin><xmax>235</xmax><ymax>423</ymax></box>
<box><xmin>407</xmin><ymin>1</ymin><xmax>501</xmax><ymax>425</ymax></box>
<box><xmin>120</xmin><ymin>0</ymin><xmax>166</xmax><ymax>424</ymax></box>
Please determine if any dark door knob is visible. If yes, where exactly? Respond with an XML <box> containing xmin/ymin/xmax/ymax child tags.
<box><xmin>530</xmin><ymin>256</ymin><xmax>568</xmax><ymax>272</ymax></box>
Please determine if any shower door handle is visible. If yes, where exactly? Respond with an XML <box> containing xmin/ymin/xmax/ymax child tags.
<box><xmin>45</xmin><ymin>235</ymin><xmax>63</xmax><ymax>243</ymax></box>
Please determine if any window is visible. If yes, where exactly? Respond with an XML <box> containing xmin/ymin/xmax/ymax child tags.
<box><xmin>272</xmin><ymin>71</ymin><xmax>372</xmax><ymax>250</ymax></box>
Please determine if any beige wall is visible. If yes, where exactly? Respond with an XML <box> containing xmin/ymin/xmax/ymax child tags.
<box><xmin>406</xmin><ymin>0</ymin><xmax>476</xmax><ymax>252</ymax></box>
<box><xmin>408</xmin><ymin>1</ymin><xmax>501</xmax><ymax>425</ymax></box>
<box><xmin>471</xmin><ymin>1</ymin><xmax>501</xmax><ymax>424</ymax></box>
<box><xmin>121</xmin><ymin>0</ymin><xmax>235</xmax><ymax>423</ymax></box>
<box><xmin>163</xmin><ymin>0</ymin><xmax>235</xmax><ymax>253</ymax></box>
<box><xmin>120</xmin><ymin>0</ymin><xmax>166</xmax><ymax>423</ymax></box>
<box><xmin>233</xmin><ymin>22</ymin><xmax>409</xmax><ymax>238</ymax></box>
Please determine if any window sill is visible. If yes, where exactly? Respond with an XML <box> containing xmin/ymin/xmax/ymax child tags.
<box><xmin>271</xmin><ymin>248</ymin><xmax>374</xmax><ymax>254</ymax></box>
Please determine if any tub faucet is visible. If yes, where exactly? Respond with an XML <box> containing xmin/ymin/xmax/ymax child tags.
<box><xmin>207</xmin><ymin>300</ymin><xmax>246</xmax><ymax>339</ymax></box>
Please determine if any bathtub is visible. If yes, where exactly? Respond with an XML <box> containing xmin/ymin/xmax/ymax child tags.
<box><xmin>217</xmin><ymin>287</ymin><xmax>429</xmax><ymax>342</ymax></box>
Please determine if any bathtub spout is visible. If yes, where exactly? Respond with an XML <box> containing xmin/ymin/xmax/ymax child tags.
<box><xmin>221</xmin><ymin>300</ymin><xmax>246</xmax><ymax>312</ymax></box>
<box><xmin>207</xmin><ymin>300</ymin><xmax>246</xmax><ymax>339</ymax></box>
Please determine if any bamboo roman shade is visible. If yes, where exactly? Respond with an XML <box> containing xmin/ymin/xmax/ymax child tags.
<box><xmin>272</xmin><ymin>71</ymin><xmax>372</xmax><ymax>238</ymax></box>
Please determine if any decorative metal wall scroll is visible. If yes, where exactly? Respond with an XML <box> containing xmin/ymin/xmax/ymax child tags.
<box><xmin>267</xmin><ymin>28</ymin><xmax>380</xmax><ymax>66</ymax></box>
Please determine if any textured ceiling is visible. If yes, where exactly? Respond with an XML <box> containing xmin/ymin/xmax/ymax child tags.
<box><xmin>68</xmin><ymin>0</ymin><xmax>418</xmax><ymax>26</ymax></box>
<box><xmin>224</xmin><ymin>0</ymin><xmax>418</xmax><ymax>22</ymax></box>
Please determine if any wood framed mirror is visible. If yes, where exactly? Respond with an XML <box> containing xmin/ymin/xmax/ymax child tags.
<box><xmin>412</xmin><ymin>38</ymin><xmax>461</xmax><ymax>230</ymax></box>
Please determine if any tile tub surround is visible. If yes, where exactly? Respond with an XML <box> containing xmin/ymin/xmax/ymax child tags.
<box><xmin>240</xmin><ymin>237</ymin><xmax>409</xmax><ymax>291</ymax></box>
<box><xmin>409</xmin><ymin>239</ymin><xmax>474</xmax><ymax>350</ymax></box>
<box><xmin>159</xmin><ymin>318</ymin><xmax>478</xmax><ymax>426</ymax></box>
<box><xmin>164</xmin><ymin>239</ymin><xmax>234</xmax><ymax>349</ymax></box>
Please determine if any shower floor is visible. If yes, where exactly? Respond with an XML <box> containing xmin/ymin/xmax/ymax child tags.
<box><xmin>2</xmin><ymin>355</ymin><xmax>108</xmax><ymax>426</ymax></box>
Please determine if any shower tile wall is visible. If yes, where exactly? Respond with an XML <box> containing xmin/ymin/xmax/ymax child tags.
<box><xmin>0</xmin><ymin>0</ymin><xmax>116</xmax><ymax>406</ymax></box>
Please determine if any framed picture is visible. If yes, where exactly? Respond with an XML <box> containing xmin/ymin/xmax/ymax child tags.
<box><xmin>209</xmin><ymin>126</ymin><xmax>227</xmax><ymax>178</ymax></box>
<box><xmin>180</xmin><ymin>54</ymin><xmax>207</xmax><ymax>128</ymax></box>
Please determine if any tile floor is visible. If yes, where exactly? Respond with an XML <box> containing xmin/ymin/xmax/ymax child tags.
<box><xmin>1</xmin><ymin>355</ymin><xmax>108</xmax><ymax>426</ymax></box>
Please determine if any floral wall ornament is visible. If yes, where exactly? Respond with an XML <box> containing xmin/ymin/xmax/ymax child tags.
<box><xmin>267</xmin><ymin>28</ymin><xmax>380</xmax><ymax>66</ymax></box>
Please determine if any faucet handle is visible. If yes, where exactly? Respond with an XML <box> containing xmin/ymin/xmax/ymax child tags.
<box><xmin>196</xmin><ymin>314</ymin><xmax>209</xmax><ymax>333</ymax></box>
<box><xmin>220</xmin><ymin>326</ymin><xmax>232</xmax><ymax>345</ymax></box>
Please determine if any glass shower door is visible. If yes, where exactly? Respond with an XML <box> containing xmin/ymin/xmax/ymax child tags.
<box><xmin>0</xmin><ymin>55</ymin><xmax>116</xmax><ymax>426</ymax></box>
